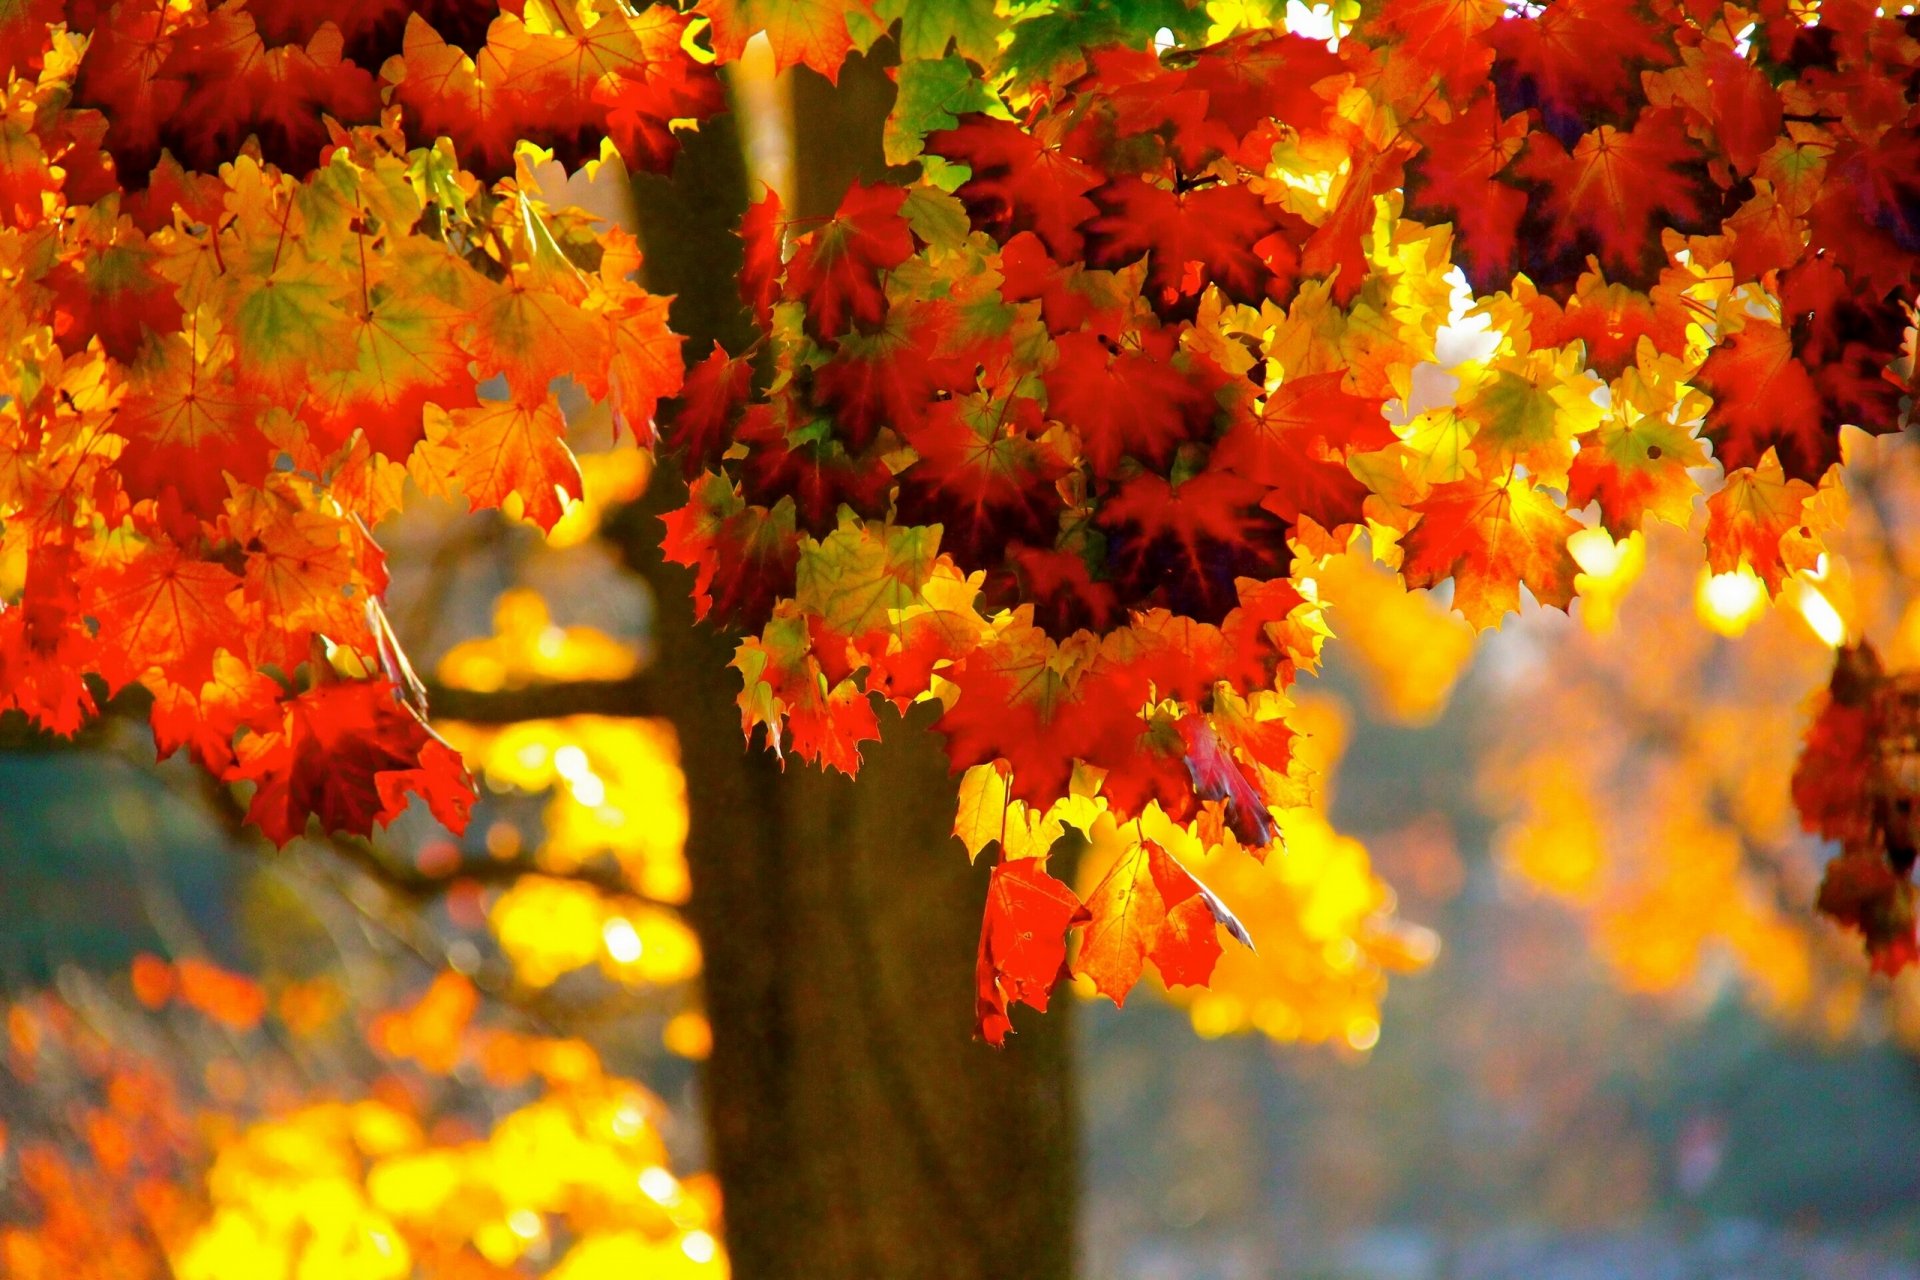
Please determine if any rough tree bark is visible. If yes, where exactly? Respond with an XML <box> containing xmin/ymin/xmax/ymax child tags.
<box><xmin>606</xmin><ymin>46</ymin><xmax>1080</xmax><ymax>1280</ymax></box>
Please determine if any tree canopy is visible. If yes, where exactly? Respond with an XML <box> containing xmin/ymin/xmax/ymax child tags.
<box><xmin>0</xmin><ymin>0</ymin><xmax>1915</xmax><ymax>1046</ymax></box>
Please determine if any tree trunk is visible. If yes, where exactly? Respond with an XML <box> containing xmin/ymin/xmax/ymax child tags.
<box><xmin>617</xmin><ymin>47</ymin><xmax>1078</xmax><ymax>1280</ymax></box>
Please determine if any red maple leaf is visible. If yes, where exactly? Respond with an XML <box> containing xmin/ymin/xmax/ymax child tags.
<box><xmin>1696</xmin><ymin>318</ymin><xmax>1837</xmax><ymax>483</ymax></box>
<box><xmin>1405</xmin><ymin>95</ymin><xmax>1531</xmax><ymax>291</ymax></box>
<box><xmin>1078</xmin><ymin>839</ymin><xmax>1238</xmax><ymax>1005</ymax></box>
<box><xmin>667</xmin><ymin>343</ymin><xmax>753</xmax><ymax>468</ymax></box>
<box><xmin>783</xmin><ymin>181</ymin><xmax>915</xmax><ymax>342</ymax></box>
<box><xmin>1488</xmin><ymin>0</ymin><xmax>1673</xmax><ymax>126</ymax></box>
<box><xmin>1522</xmin><ymin>273</ymin><xmax>1692</xmax><ymax>379</ymax></box>
<box><xmin>736</xmin><ymin>406</ymin><xmax>894</xmax><ymax>533</ymax></box>
<box><xmin>229</xmin><ymin>677</ymin><xmax>475</xmax><ymax>847</ymax></box>
<box><xmin>1184</xmin><ymin>31</ymin><xmax>1347</xmax><ymax>141</ymax></box>
<box><xmin>738</xmin><ymin>186</ymin><xmax>785</xmax><ymax>329</ymax></box>
<box><xmin>1084</xmin><ymin>178</ymin><xmax>1306</xmax><ymax>311</ymax></box>
<box><xmin>1514</xmin><ymin>108</ymin><xmax>1712</xmax><ymax>288</ymax></box>
<box><xmin>88</xmin><ymin>542</ymin><xmax>241</xmax><ymax>692</ymax></box>
<box><xmin>811</xmin><ymin>304</ymin><xmax>982</xmax><ymax>453</ymax></box>
<box><xmin>895</xmin><ymin>396</ymin><xmax>1068</xmax><ymax>563</ymax></box>
<box><xmin>660</xmin><ymin>471</ymin><xmax>800</xmax><ymax>631</ymax></box>
<box><xmin>1096</xmin><ymin>469</ymin><xmax>1292</xmax><ymax>624</ymax></box>
<box><xmin>1177</xmin><ymin>716</ymin><xmax>1276</xmax><ymax>848</ymax></box>
<box><xmin>926</xmin><ymin>114</ymin><xmax>1104</xmax><ymax>260</ymax></box>
<box><xmin>1214</xmin><ymin>370</ymin><xmax>1389</xmax><ymax>529</ymax></box>
<box><xmin>1041</xmin><ymin>327</ymin><xmax>1216</xmax><ymax>480</ymax></box>
<box><xmin>1400</xmin><ymin>476</ymin><xmax>1582</xmax><ymax>629</ymax></box>
<box><xmin>976</xmin><ymin>857</ymin><xmax>1088</xmax><ymax>1046</ymax></box>
<box><xmin>1702</xmin><ymin>42</ymin><xmax>1782</xmax><ymax>179</ymax></box>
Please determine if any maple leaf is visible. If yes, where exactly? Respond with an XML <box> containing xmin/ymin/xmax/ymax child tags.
<box><xmin>1405</xmin><ymin>95</ymin><xmax>1531</xmax><ymax>290</ymax></box>
<box><xmin>866</xmin><ymin>561</ymin><xmax>988</xmax><ymax>709</ymax></box>
<box><xmin>737</xmin><ymin>405</ymin><xmax>895</xmax><ymax>532</ymax></box>
<box><xmin>147</xmin><ymin>649</ymin><xmax>282</xmax><ymax>773</ymax></box>
<box><xmin>1177</xmin><ymin>716</ymin><xmax>1276</xmax><ymax>850</ymax></box>
<box><xmin>113</xmin><ymin>327</ymin><xmax>269</xmax><ymax>520</ymax></box>
<box><xmin>1078</xmin><ymin>838</ymin><xmax>1237</xmax><ymax>1005</ymax></box>
<box><xmin>738</xmin><ymin>186</ymin><xmax>785</xmax><ymax>330</ymax></box>
<box><xmin>926</xmin><ymin>114</ymin><xmax>1103</xmax><ymax>259</ymax></box>
<box><xmin>1214</xmin><ymin>370</ymin><xmax>1390</xmax><ymax>530</ymax></box>
<box><xmin>384</xmin><ymin>14</ymin><xmax>523</xmax><ymax>175</ymax></box>
<box><xmin>1703</xmin><ymin>455</ymin><xmax>1835</xmax><ymax>593</ymax></box>
<box><xmin>700</xmin><ymin>0</ymin><xmax>866</xmax><ymax>81</ymax></box>
<box><xmin>1795</xmin><ymin>645</ymin><xmax>1920</xmax><ymax>975</ymax></box>
<box><xmin>0</xmin><ymin>0</ymin><xmax>57</xmax><ymax>78</ymax></box>
<box><xmin>1809</xmin><ymin>128</ymin><xmax>1920</xmax><ymax>298</ymax></box>
<box><xmin>0</xmin><ymin>544</ymin><xmax>101</xmax><ymax>736</ymax></box>
<box><xmin>811</xmin><ymin>306</ymin><xmax>979</xmax><ymax>453</ymax></box>
<box><xmin>1818</xmin><ymin>849</ymin><xmax>1920</xmax><ymax>976</ymax></box>
<box><xmin>1097</xmin><ymin>470</ymin><xmax>1292</xmax><ymax>625</ymax></box>
<box><xmin>230</xmin><ymin>677</ymin><xmax>475</xmax><ymax>846</ymax></box>
<box><xmin>418</xmin><ymin>396</ymin><xmax>583</xmax><ymax>534</ymax></box>
<box><xmin>1400</xmin><ymin>476</ymin><xmax>1582</xmax><ymax>629</ymax></box>
<box><xmin>976</xmin><ymin>857</ymin><xmax>1088</xmax><ymax>1046</ymax></box>
<box><xmin>896</xmin><ymin>396</ymin><xmax>1067</xmax><ymax>562</ymax></box>
<box><xmin>1521</xmin><ymin>271</ymin><xmax>1692</xmax><ymax>380</ymax></box>
<box><xmin>1793</xmin><ymin>643</ymin><xmax>1885</xmax><ymax>849</ymax></box>
<box><xmin>667</xmin><ymin>344</ymin><xmax>753</xmax><ymax>467</ymax></box>
<box><xmin>1041</xmin><ymin>327</ymin><xmax>1216</xmax><ymax>480</ymax></box>
<box><xmin>601</xmin><ymin>288</ymin><xmax>684</xmax><ymax>445</ymax></box>
<box><xmin>784</xmin><ymin>181</ymin><xmax>915</xmax><ymax>341</ymax></box>
<box><xmin>660</xmin><ymin>472</ymin><xmax>800</xmax><ymax>630</ymax></box>
<box><xmin>1696</xmin><ymin>318</ymin><xmax>1836</xmax><ymax>484</ymax></box>
<box><xmin>1565</xmin><ymin>373</ymin><xmax>1708</xmax><ymax>535</ymax></box>
<box><xmin>732</xmin><ymin>605</ymin><xmax>880</xmax><ymax>775</ymax></box>
<box><xmin>88</xmin><ymin>542</ymin><xmax>242</xmax><ymax>692</ymax></box>
<box><xmin>222</xmin><ymin>478</ymin><xmax>383</xmax><ymax>672</ymax></box>
<box><xmin>935</xmin><ymin>610</ymin><xmax>1091</xmax><ymax>805</ymax></box>
<box><xmin>1084</xmin><ymin>178</ymin><xmax>1306</xmax><ymax>312</ymax></box>
<box><xmin>1488</xmin><ymin>0</ymin><xmax>1673</xmax><ymax>135</ymax></box>
<box><xmin>158</xmin><ymin>10</ymin><xmax>383</xmax><ymax>175</ymax></box>
<box><xmin>1183</xmin><ymin>30</ymin><xmax>1347</xmax><ymax>141</ymax></box>
<box><xmin>1701</xmin><ymin>42</ymin><xmax>1783</xmax><ymax>179</ymax></box>
<box><xmin>792</xmin><ymin>513</ymin><xmax>941</xmax><ymax>671</ymax></box>
<box><xmin>1514</xmin><ymin>109</ymin><xmax>1712</xmax><ymax>288</ymax></box>
<box><xmin>1355</xmin><ymin>0</ymin><xmax>1502</xmax><ymax>99</ymax></box>
<box><xmin>302</xmin><ymin>287</ymin><xmax>482</xmax><ymax>460</ymax></box>
<box><xmin>46</xmin><ymin>211</ymin><xmax>183</xmax><ymax>364</ymax></box>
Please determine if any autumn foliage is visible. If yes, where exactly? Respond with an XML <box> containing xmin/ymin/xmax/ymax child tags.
<box><xmin>0</xmin><ymin>0</ymin><xmax>1915</xmax><ymax>1046</ymax></box>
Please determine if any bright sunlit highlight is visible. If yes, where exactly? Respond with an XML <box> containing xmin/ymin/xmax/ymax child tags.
<box><xmin>553</xmin><ymin>745</ymin><xmax>589</xmax><ymax>778</ymax></box>
<box><xmin>603</xmin><ymin>917</ymin><xmax>643</xmax><ymax>964</ymax></box>
<box><xmin>1696</xmin><ymin>568</ymin><xmax>1767</xmax><ymax>636</ymax></box>
<box><xmin>1795</xmin><ymin>583</ymin><xmax>1847</xmax><ymax>648</ymax></box>
<box><xmin>1568</xmin><ymin>527</ymin><xmax>1625</xmax><ymax>578</ymax></box>
<box><xmin>682</xmin><ymin>1230</ymin><xmax>719</xmax><ymax>1264</ymax></box>
<box><xmin>639</xmin><ymin>1166</ymin><xmax>679</xmax><ymax>1204</ymax></box>
<box><xmin>569</xmin><ymin>770</ymin><xmax>607</xmax><ymax>807</ymax></box>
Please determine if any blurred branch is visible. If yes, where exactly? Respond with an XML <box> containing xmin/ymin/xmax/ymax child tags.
<box><xmin>319</xmin><ymin>832</ymin><xmax>682</xmax><ymax>912</ymax></box>
<box><xmin>421</xmin><ymin>674</ymin><xmax>666</xmax><ymax>724</ymax></box>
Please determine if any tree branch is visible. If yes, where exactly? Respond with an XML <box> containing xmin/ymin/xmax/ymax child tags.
<box><xmin>319</xmin><ymin>832</ymin><xmax>682</xmax><ymax>911</ymax></box>
<box><xmin>421</xmin><ymin>674</ymin><xmax>667</xmax><ymax>724</ymax></box>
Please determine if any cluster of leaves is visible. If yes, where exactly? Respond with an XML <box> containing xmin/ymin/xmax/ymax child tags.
<box><xmin>4</xmin><ymin>0</ymin><xmax>1919</xmax><ymax>1041</ymax></box>
<box><xmin>0</xmin><ymin>4</ymin><xmax>703</xmax><ymax>850</ymax></box>
<box><xmin>1795</xmin><ymin>640</ymin><xmax>1920</xmax><ymax>975</ymax></box>
<box><xmin>0</xmin><ymin>963</ymin><xmax>724</xmax><ymax>1279</ymax></box>
<box><xmin>661</xmin><ymin>0</ymin><xmax>1918</xmax><ymax>1036</ymax></box>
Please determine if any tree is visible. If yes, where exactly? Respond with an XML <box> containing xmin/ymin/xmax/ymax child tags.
<box><xmin>0</xmin><ymin>0</ymin><xmax>1916</xmax><ymax>1275</ymax></box>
